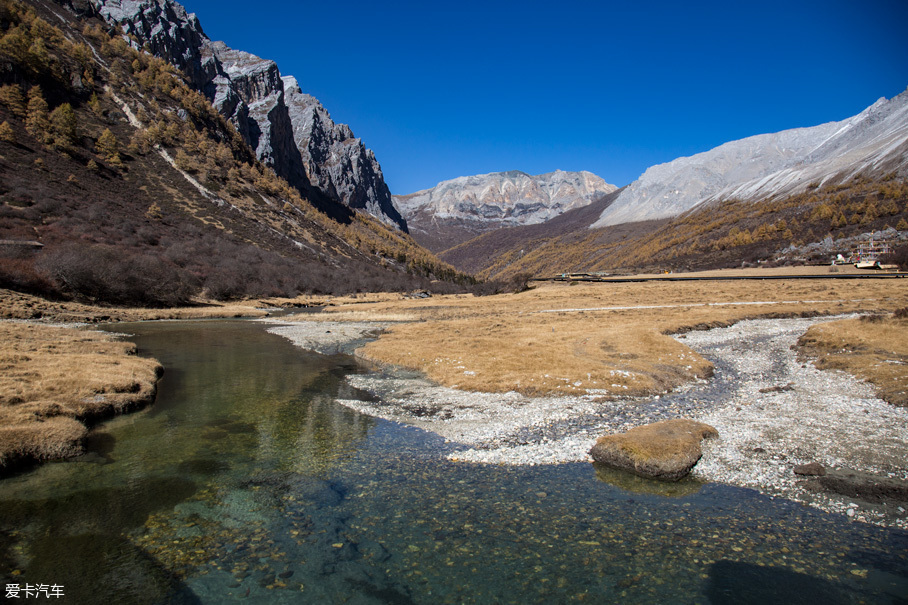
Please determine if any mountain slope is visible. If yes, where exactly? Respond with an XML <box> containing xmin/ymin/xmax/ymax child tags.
<box><xmin>0</xmin><ymin>0</ymin><xmax>465</xmax><ymax>305</ymax></box>
<box><xmin>463</xmin><ymin>176</ymin><xmax>908</xmax><ymax>280</ymax></box>
<box><xmin>439</xmin><ymin>189</ymin><xmax>624</xmax><ymax>275</ymax></box>
<box><xmin>394</xmin><ymin>169</ymin><xmax>615</xmax><ymax>252</ymax></box>
<box><xmin>89</xmin><ymin>0</ymin><xmax>407</xmax><ymax>230</ymax></box>
<box><xmin>593</xmin><ymin>88</ymin><xmax>908</xmax><ymax>228</ymax></box>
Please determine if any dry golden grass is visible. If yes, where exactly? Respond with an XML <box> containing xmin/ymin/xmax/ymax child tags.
<box><xmin>0</xmin><ymin>322</ymin><xmax>163</xmax><ymax>472</ymax></box>
<box><xmin>797</xmin><ymin>312</ymin><xmax>908</xmax><ymax>406</ymax></box>
<box><xmin>300</xmin><ymin>274</ymin><xmax>908</xmax><ymax>398</ymax></box>
<box><xmin>599</xmin><ymin>264</ymin><xmax>890</xmax><ymax>280</ymax></box>
<box><xmin>0</xmin><ymin>288</ymin><xmax>269</xmax><ymax>323</ymax></box>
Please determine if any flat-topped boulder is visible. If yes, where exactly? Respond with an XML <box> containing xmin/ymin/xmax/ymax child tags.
<box><xmin>589</xmin><ymin>419</ymin><xmax>718</xmax><ymax>481</ymax></box>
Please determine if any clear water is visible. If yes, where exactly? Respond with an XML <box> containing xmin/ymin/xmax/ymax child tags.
<box><xmin>1</xmin><ymin>320</ymin><xmax>906</xmax><ymax>604</ymax></box>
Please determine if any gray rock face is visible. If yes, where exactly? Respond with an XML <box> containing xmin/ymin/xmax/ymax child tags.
<box><xmin>90</xmin><ymin>0</ymin><xmax>405</xmax><ymax>229</ymax></box>
<box><xmin>92</xmin><ymin>0</ymin><xmax>210</xmax><ymax>88</ymax></box>
<box><xmin>283</xmin><ymin>77</ymin><xmax>405</xmax><ymax>230</ymax></box>
<box><xmin>202</xmin><ymin>42</ymin><xmax>308</xmax><ymax>192</ymax></box>
<box><xmin>593</xmin><ymin>88</ymin><xmax>908</xmax><ymax>228</ymax></box>
<box><xmin>395</xmin><ymin>170</ymin><xmax>615</xmax><ymax>251</ymax></box>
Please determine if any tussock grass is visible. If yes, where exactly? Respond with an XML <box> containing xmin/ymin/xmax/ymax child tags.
<box><xmin>798</xmin><ymin>313</ymin><xmax>908</xmax><ymax>406</ymax></box>
<box><xmin>319</xmin><ymin>275</ymin><xmax>908</xmax><ymax>398</ymax></box>
<box><xmin>0</xmin><ymin>322</ymin><xmax>162</xmax><ymax>472</ymax></box>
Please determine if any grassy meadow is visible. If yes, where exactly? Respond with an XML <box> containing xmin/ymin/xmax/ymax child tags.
<box><xmin>302</xmin><ymin>271</ymin><xmax>908</xmax><ymax>401</ymax></box>
<box><xmin>0</xmin><ymin>322</ymin><xmax>162</xmax><ymax>472</ymax></box>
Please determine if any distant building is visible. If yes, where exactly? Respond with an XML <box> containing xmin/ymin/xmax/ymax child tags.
<box><xmin>850</xmin><ymin>235</ymin><xmax>894</xmax><ymax>268</ymax></box>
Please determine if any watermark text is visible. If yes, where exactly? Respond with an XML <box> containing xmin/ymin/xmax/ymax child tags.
<box><xmin>5</xmin><ymin>584</ymin><xmax>65</xmax><ymax>598</ymax></box>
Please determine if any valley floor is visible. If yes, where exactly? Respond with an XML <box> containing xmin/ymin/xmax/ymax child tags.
<box><xmin>2</xmin><ymin>269</ymin><xmax>907</xmax><ymax>524</ymax></box>
<box><xmin>265</xmin><ymin>270</ymin><xmax>908</xmax><ymax>527</ymax></box>
<box><xmin>0</xmin><ymin>321</ymin><xmax>163</xmax><ymax>473</ymax></box>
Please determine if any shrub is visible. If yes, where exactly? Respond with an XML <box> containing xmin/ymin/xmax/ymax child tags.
<box><xmin>37</xmin><ymin>243</ymin><xmax>195</xmax><ymax>306</ymax></box>
<box><xmin>882</xmin><ymin>244</ymin><xmax>908</xmax><ymax>270</ymax></box>
<box><xmin>0</xmin><ymin>251</ymin><xmax>58</xmax><ymax>298</ymax></box>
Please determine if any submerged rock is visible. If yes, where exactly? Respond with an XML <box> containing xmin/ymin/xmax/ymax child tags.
<box><xmin>593</xmin><ymin>463</ymin><xmax>705</xmax><ymax>497</ymax></box>
<box><xmin>589</xmin><ymin>419</ymin><xmax>718</xmax><ymax>481</ymax></box>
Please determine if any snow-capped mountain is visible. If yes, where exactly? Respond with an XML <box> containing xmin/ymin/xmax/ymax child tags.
<box><xmin>592</xmin><ymin>88</ymin><xmax>908</xmax><ymax>228</ymax></box>
<box><xmin>395</xmin><ymin>170</ymin><xmax>616</xmax><ymax>251</ymax></box>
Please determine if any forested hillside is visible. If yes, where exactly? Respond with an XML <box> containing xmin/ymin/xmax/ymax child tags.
<box><xmin>447</xmin><ymin>177</ymin><xmax>908</xmax><ymax>280</ymax></box>
<box><xmin>0</xmin><ymin>0</ymin><xmax>469</xmax><ymax>306</ymax></box>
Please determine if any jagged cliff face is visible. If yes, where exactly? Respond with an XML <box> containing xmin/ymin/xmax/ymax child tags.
<box><xmin>394</xmin><ymin>170</ymin><xmax>616</xmax><ymax>252</ymax></box>
<box><xmin>592</xmin><ymin>88</ymin><xmax>908</xmax><ymax>228</ymax></box>
<box><xmin>203</xmin><ymin>42</ymin><xmax>309</xmax><ymax>194</ymax></box>
<box><xmin>89</xmin><ymin>0</ymin><xmax>406</xmax><ymax>230</ymax></box>
<box><xmin>282</xmin><ymin>77</ymin><xmax>405</xmax><ymax>230</ymax></box>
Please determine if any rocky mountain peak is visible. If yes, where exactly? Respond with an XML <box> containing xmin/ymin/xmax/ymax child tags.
<box><xmin>88</xmin><ymin>0</ymin><xmax>406</xmax><ymax>230</ymax></box>
<box><xmin>592</xmin><ymin>87</ymin><xmax>908</xmax><ymax>228</ymax></box>
<box><xmin>282</xmin><ymin>76</ymin><xmax>405</xmax><ymax>230</ymax></box>
<box><xmin>93</xmin><ymin>0</ymin><xmax>208</xmax><ymax>84</ymax></box>
<box><xmin>394</xmin><ymin>170</ymin><xmax>615</xmax><ymax>252</ymax></box>
<box><xmin>397</xmin><ymin>170</ymin><xmax>616</xmax><ymax>222</ymax></box>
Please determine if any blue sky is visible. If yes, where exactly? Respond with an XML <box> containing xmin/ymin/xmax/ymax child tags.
<box><xmin>180</xmin><ymin>0</ymin><xmax>908</xmax><ymax>195</ymax></box>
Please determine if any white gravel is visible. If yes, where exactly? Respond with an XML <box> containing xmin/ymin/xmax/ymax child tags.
<box><xmin>260</xmin><ymin>319</ymin><xmax>392</xmax><ymax>356</ymax></box>
<box><xmin>266</xmin><ymin>314</ymin><xmax>908</xmax><ymax>528</ymax></box>
<box><xmin>679</xmin><ymin>316</ymin><xmax>908</xmax><ymax>528</ymax></box>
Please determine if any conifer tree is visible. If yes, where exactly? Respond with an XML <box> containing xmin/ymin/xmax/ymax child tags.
<box><xmin>0</xmin><ymin>84</ymin><xmax>26</xmax><ymax>117</ymax></box>
<box><xmin>25</xmin><ymin>86</ymin><xmax>51</xmax><ymax>144</ymax></box>
<box><xmin>88</xmin><ymin>92</ymin><xmax>103</xmax><ymax>116</ymax></box>
<box><xmin>0</xmin><ymin>121</ymin><xmax>15</xmax><ymax>143</ymax></box>
<box><xmin>27</xmin><ymin>37</ymin><xmax>50</xmax><ymax>72</ymax></box>
<box><xmin>49</xmin><ymin>103</ymin><xmax>77</xmax><ymax>149</ymax></box>
<box><xmin>96</xmin><ymin>128</ymin><xmax>122</xmax><ymax>166</ymax></box>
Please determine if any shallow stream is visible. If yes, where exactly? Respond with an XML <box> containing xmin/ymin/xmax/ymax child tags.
<box><xmin>0</xmin><ymin>319</ymin><xmax>906</xmax><ymax>603</ymax></box>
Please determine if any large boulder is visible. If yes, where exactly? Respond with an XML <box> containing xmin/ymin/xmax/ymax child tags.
<box><xmin>589</xmin><ymin>419</ymin><xmax>718</xmax><ymax>481</ymax></box>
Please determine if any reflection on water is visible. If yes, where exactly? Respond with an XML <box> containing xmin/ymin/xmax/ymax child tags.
<box><xmin>593</xmin><ymin>462</ymin><xmax>705</xmax><ymax>498</ymax></box>
<box><xmin>0</xmin><ymin>320</ymin><xmax>906</xmax><ymax>604</ymax></box>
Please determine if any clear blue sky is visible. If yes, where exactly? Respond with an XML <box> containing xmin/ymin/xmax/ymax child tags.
<box><xmin>180</xmin><ymin>0</ymin><xmax>908</xmax><ymax>195</ymax></box>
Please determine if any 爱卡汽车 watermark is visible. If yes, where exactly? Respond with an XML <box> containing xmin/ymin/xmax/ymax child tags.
<box><xmin>5</xmin><ymin>584</ymin><xmax>64</xmax><ymax>598</ymax></box>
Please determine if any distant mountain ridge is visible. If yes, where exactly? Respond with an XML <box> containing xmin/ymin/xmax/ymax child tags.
<box><xmin>89</xmin><ymin>0</ymin><xmax>406</xmax><ymax>229</ymax></box>
<box><xmin>394</xmin><ymin>170</ymin><xmax>615</xmax><ymax>252</ymax></box>
<box><xmin>593</xmin><ymin>88</ymin><xmax>908</xmax><ymax>228</ymax></box>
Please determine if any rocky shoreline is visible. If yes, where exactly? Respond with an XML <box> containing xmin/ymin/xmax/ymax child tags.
<box><xmin>265</xmin><ymin>315</ymin><xmax>908</xmax><ymax>529</ymax></box>
<box><xmin>680</xmin><ymin>317</ymin><xmax>908</xmax><ymax>529</ymax></box>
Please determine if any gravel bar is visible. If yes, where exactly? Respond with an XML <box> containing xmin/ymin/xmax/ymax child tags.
<box><xmin>260</xmin><ymin>319</ymin><xmax>392</xmax><ymax>356</ymax></box>
<box><xmin>266</xmin><ymin>315</ymin><xmax>908</xmax><ymax>528</ymax></box>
